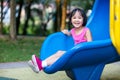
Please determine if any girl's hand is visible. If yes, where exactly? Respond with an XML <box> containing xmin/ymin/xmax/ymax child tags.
<box><xmin>61</xmin><ymin>29</ymin><xmax>71</xmax><ymax>36</ymax></box>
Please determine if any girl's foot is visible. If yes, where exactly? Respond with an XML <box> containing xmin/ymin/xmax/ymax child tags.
<box><xmin>32</xmin><ymin>55</ymin><xmax>43</xmax><ymax>71</ymax></box>
<box><xmin>28</xmin><ymin>60</ymin><xmax>39</xmax><ymax>73</ymax></box>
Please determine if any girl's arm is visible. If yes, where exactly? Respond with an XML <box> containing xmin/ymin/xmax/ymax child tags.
<box><xmin>86</xmin><ymin>29</ymin><xmax>92</xmax><ymax>42</ymax></box>
<box><xmin>61</xmin><ymin>29</ymin><xmax>71</xmax><ymax>36</ymax></box>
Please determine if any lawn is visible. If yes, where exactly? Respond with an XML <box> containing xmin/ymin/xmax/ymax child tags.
<box><xmin>0</xmin><ymin>36</ymin><xmax>45</xmax><ymax>63</ymax></box>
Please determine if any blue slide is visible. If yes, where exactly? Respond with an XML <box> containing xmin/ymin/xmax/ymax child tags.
<box><xmin>40</xmin><ymin>0</ymin><xmax>120</xmax><ymax>80</ymax></box>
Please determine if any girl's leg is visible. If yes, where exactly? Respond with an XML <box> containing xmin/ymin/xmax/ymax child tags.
<box><xmin>44</xmin><ymin>50</ymin><xmax>66</xmax><ymax>66</ymax></box>
<box><xmin>28</xmin><ymin>50</ymin><xmax>66</xmax><ymax>73</ymax></box>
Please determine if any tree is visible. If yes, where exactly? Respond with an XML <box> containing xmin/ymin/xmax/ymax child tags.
<box><xmin>0</xmin><ymin>0</ymin><xmax>3</xmax><ymax>35</ymax></box>
<box><xmin>55</xmin><ymin>0</ymin><xmax>62</xmax><ymax>31</ymax></box>
<box><xmin>61</xmin><ymin>0</ymin><xmax>67</xmax><ymax>30</ymax></box>
<box><xmin>10</xmin><ymin>0</ymin><xmax>16</xmax><ymax>40</ymax></box>
<box><xmin>22</xmin><ymin>0</ymin><xmax>32</xmax><ymax>35</ymax></box>
<box><xmin>16</xmin><ymin>0</ymin><xmax>23</xmax><ymax>35</ymax></box>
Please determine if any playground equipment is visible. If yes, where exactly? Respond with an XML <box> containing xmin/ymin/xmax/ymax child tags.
<box><xmin>40</xmin><ymin>0</ymin><xmax>120</xmax><ymax>80</ymax></box>
<box><xmin>110</xmin><ymin>0</ymin><xmax>120</xmax><ymax>54</ymax></box>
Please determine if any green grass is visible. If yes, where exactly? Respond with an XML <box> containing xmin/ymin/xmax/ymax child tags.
<box><xmin>0</xmin><ymin>36</ymin><xmax>45</xmax><ymax>63</ymax></box>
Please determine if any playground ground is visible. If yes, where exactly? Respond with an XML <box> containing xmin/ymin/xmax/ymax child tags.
<box><xmin>0</xmin><ymin>61</ymin><xmax>120</xmax><ymax>80</ymax></box>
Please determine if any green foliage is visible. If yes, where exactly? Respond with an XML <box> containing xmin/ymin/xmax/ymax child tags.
<box><xmin>0</xmin><ymin>37</ymin><xmax>45</xmax><ymax>62</ymax></box>
<box><xmin>2</xmin><ymin>0</ymin><xmax>94</xmax><ymax>36</ymax></box>
<box><xmin>2</xmin><ymin>25</ymin><xmax>9</xmax><ymax>34</ymax></box>
<box><xmin>70</xmin><ymin>0</ymin><xmax>94</xmax><ymax>11</ymax></box>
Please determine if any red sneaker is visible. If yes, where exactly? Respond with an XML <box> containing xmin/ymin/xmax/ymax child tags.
<box><xmin>32</xmin><ymin>55</ymin><xmax>43</xmax><ymax>71</ymax></box>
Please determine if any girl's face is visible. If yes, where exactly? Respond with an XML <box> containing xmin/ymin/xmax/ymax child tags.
<box><xmin>71</xmin><ymin>11</ymin><xmax>84</xmax><ymax>28</ymax></box>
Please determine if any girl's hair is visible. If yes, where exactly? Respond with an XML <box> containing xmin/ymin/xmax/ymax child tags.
<box><xmin>69</xmin><ymin>8</ymin><xmax>87</xmax><ymax>27</ymax></box>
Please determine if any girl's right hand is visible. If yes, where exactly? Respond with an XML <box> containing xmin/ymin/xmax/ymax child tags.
<box><xmin>61</xmin><ymin>29</ymin><xmax>71</xmax><ymax>36</ymax></box>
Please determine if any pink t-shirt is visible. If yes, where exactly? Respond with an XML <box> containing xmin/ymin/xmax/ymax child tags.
<box><xmin>71</xmin><ymin>27</ymin><xmax>88</xmax><ymax>45</ymax></box>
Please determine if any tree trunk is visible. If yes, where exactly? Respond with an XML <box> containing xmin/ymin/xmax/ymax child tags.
<box><xmin>0</xmin><ymin>0</ymin><xmax>3</xmax><ymax>35</ymax></box>
<box><xmin>10</xmin><ymin>0</ymin><xmax>16</xmax><ymax>40</ymax></box>
<box><xmin>16</xmin><ymin>0</ymin><xmax>23</xmax><ymax>35</ymax></box>
<box><xmin>22</xmin><ymin>2</ymin><xmax>31</xmax><ymax>35</ymax></box>
<box><xmin>61</xmin><ymin>0</ymin><xmax>67</xmax><ymax>30</ymax></box>
<box><xmin>55</xmin><ymin>0</ymin><xmax>61</xmax><ymax>31</ymax></box>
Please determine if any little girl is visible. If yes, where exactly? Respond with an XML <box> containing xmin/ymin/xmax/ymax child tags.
<box><xmin>28</xmin><ymin>8</ymin><xmax>92</xmax><ymax>73</ymax></box>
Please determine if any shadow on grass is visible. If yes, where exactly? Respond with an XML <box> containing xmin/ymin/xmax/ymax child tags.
<box><xmin>0</xmin><ymin>77</ymin><xmax>18</xmax><ymax>80</ymax></box>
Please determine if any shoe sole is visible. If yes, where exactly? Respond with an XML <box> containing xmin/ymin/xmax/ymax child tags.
<box><xmin>28</xmin><ymin>60</ymin><xmax>39</xmax><ymax>73</ymax></box>
<box><xmin>32</xmin><ymin>55</ymin><xmax>40</xmax><ymax>71</ymax></box>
